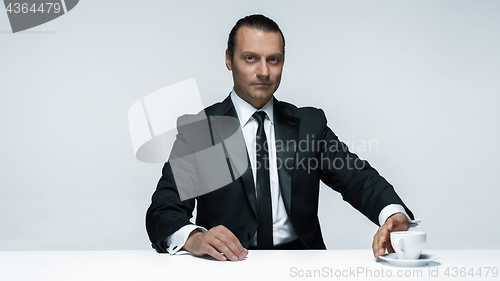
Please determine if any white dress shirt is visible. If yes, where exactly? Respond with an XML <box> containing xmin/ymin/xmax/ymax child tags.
<box><xmin>165</xmin><ymin>90</ymin><xmax>419</xmax><ymax>254</ymax></box>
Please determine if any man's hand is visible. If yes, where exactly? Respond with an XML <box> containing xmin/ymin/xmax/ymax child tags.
<box><xmin>182</xmin><ymin>225</ymin><xmax>248</xmax><ymax>261</ymax></box>
<box><xmin>372</xmin><ymin>212</ymin><xmax>409</xmax><ymax>259</ymax></box>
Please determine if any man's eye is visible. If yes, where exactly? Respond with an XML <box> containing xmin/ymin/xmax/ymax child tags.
<box><xmin>269</xmin><ymin>58</ymin><xmax>279</xmax><ymax>63</ymax></box>
<box><xmin>246</xmin><ymin>56</ymin><xmax>254</xmax><ymax>61</ymax></box>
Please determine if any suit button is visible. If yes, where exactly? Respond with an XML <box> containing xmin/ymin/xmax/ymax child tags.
<box><xmin>247</xmin><ymin>233</ymin><xmax>252</xmax><ymax>240</ymax></box>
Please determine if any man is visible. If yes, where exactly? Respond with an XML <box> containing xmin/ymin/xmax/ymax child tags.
<box><xmin>146</xmin><ymin>14</ymin><xmax>417</xmax><ymax>262</ymax></box>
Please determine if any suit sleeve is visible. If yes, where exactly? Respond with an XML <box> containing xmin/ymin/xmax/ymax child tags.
<box><xmin>316</xmin><ymin>109</ymin><xmax>414</xmax><ymax>225</ymax></box>
<box><xmin>145</xmin><ymin>116</ymin><xmax>197</xmax><ymax>253</ymax></box>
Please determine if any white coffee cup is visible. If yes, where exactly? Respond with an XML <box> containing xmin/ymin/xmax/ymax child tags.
<box><xmin>390</xmin><ymin>231</ymin><xmax>426</xmax><ymax>260</ymax></box>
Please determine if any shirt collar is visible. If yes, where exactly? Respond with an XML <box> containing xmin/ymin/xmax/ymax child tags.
<box><xmin>230</xmin><ymin>89</ymin><xmax>274</xmax><ymax>127</ymax></box>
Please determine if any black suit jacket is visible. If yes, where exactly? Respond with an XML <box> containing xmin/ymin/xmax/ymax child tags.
<box><xmin>146</xmin><ymin>95</ymin><xmax>414</xmax><ymax>252</ymax></box>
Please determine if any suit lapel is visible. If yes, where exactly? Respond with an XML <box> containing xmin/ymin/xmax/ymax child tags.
<box><xmin>208</xmin><ymin>95</ymin><xmax>258</xmax><ymax>218</ymax></box>
<box><xmin>273</xmin><ymin>98</ymin><xmax>300</xmax><ymax>216</ymax></box>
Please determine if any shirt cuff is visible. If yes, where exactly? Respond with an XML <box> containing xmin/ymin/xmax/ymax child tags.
<box><xmin>165</xmin><ymin>225</ymin><xmax>207</xmax><ymax>255</ymax></box>
<box><xmin>378</xmin><ymin>204</ymin><xmax>421</xmax><ymax>227</ymax></box>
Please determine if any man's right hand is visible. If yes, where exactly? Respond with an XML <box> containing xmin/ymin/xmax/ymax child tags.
<box><xmin>182</xmin><ymin>225</ymin><xmax>248</xmax><ymax>261</ymax></box>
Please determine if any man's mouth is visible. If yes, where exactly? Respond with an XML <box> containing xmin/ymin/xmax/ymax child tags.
<box><xmin>254</xmin><ymin>83</ymin><xmax>271</xmax><ymax>87</ymax></box>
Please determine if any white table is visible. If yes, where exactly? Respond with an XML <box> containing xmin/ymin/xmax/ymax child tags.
<box><xmin>1</xmin><ymin>250</ymin><xmax>498</xmax><ymax>280</ymax></box>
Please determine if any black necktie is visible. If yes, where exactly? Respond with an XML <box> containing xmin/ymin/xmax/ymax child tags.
<box><xmin>253</xmin><ymin>111</ymin><xmax>273</xmax><ymax>249</ymax></box>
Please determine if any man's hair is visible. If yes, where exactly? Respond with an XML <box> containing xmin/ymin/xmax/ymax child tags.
<box><xmin>227</xmin><ymin>14</ymin><xmax>285</xmax><ymax>61</ymax></box>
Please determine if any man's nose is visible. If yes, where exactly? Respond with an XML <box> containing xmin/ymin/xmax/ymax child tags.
<box><xmin>256</xmin><ymin>60</ymin><xmax>270</xmax><ymax>78</ymax></box>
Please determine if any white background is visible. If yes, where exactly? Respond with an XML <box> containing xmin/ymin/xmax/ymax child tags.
<box><xmin>1</xmin><ymin>0</ymin><xmax>499</xmax><ymax>251</ymax></box>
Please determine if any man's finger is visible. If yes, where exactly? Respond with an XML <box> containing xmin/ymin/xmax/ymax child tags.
<box><xmin>204</xmin><ymin>244</ymin><xmax>227</xmax><ymax>261</ymax></box>
<box><xmin>378</xmin><ymin>224</ymin><xmax>389</xmax><ymax>244</ymax></box>
<box><xmin>374</xmin><ymin>220</ymin><xmax>396</xmax><ymax>258</ymax></box>
<box><xmin>387</xmin><ymin>242</ymin><xmax>395</xmax><ymax>253</ymax></box>
<box><xmin>373</xmin><ymin>226</ymin><xmax>388</xmax><ymax>258</ymax></box>
<box><xmin>209</xmin><ymin>238</ymin><xmax>238</xmax><ymax>261</ymax></box>
<box><xmin>386</xmin><ymin>217</ymin><xmax>399</xmax><ymax>231</ymax></box>
<box><xmin>211</xmin><ymin>225</ymin><xmax>247</xmax><ymax>261</ymax></box>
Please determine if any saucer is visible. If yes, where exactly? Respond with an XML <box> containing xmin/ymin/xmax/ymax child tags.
<box><xmin>379</xmin><ymin>253</ymin><xmax>439</xmax><ymax>267</ymax></box>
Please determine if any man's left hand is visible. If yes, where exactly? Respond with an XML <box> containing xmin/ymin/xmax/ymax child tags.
<box><xmin>372</xmin><ymin>212</ymin><xmax>409</xmax><ymax>259</ymax></box>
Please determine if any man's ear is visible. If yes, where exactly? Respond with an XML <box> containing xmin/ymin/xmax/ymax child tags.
<box><xmin>225</xmin><ymin>49</ymin><xmax>232</xmax><ymax>71</ymax></box>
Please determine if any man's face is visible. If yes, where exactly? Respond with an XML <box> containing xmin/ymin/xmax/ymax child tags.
<box><xmin>226</xmin><ymin>26</ymin><xmax>284</xmax><ymax>109</ymax></box>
